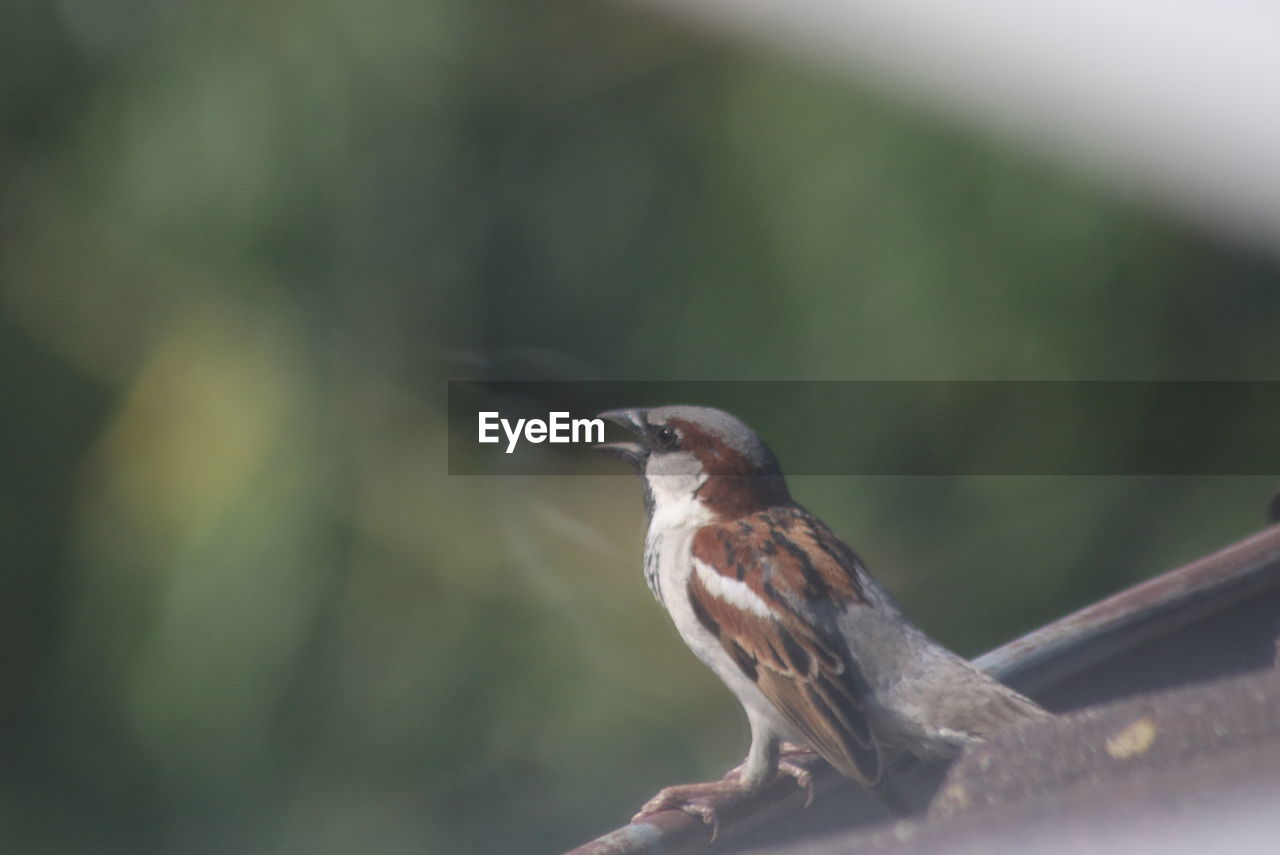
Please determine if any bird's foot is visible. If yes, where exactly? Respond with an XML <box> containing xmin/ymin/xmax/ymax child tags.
<box><xmin>633</xmin><ymin>750</ymin><xmax>825</xmax><ymax>840</ymax></box>
<box><xmin>778</xmin><ymin>744</ymin><xmax>821</xmax><ymax>807</ymax></box>
<box><xmin>632</xmin><ymin>777</ymin><xmax>748</xmax><ymax>842</ymax></box>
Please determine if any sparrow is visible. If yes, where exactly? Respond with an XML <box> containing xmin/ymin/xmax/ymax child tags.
<box><xmin>595</xmin><ymin>405</ymin><xmax>1048</xmax><ymax>829</ymax></box>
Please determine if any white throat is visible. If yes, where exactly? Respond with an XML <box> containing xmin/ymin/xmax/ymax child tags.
<box><xmin>639</xmin><ymin>450</ymin><xmax>715</xmax><ymax>604</ymax></box>
<box><xmin>643</xmin><ymin>448</ymin><xmax>715</xmax><ymax>532</ymax></box>
<box><xmin>646</xmin><ymin>471</ymin><xmax>715</xmax><ymax>533</ymax></box>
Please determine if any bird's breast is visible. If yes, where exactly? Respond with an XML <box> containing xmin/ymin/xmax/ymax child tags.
<box><xmin>642</xmin><ymin>523</ymin><xmax>692</xmax><ymax>606</ymax></box>
<box><xmin>643</xmin><ymin>523</ymin><xmax>783</xmax><ymax>725</ymax></box>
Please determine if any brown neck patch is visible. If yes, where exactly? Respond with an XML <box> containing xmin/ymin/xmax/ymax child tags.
<box><xmin>666</xmin><ymin>417</ymin><xmax>792</xmax><ymax>519</ymax></box>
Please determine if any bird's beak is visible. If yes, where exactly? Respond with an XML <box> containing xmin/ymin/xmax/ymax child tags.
<box><xmin>594</xmin><ymin>408</ymin><xmax>649</xmax><ymax>469</ymax></box>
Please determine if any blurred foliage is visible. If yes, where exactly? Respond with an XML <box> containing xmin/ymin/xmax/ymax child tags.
<box><xmin>2</xmin><ymin>1</ymin><xmax>1279</xmax><ymax>853</ymax></box>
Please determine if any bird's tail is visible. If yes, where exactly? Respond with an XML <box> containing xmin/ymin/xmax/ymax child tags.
<box><xmin>868</xmin><ymin>773</ymin><xmax>913</xmax><ymax>817</ymax></box>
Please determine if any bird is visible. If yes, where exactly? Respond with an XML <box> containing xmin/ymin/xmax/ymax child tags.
<box><xmin>595</xmin><ymin>405</ymin><xmax>1048</xmax><ymax>831</ymax></box>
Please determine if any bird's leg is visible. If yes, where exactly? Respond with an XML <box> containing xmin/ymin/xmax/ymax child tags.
<box><xmin>632</xmin><ymin>721</ymin><xmax>779</xmax><ymax>842</ymax></box>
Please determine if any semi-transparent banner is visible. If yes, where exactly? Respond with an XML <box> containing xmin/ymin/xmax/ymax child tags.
<box><xmin>447</xmin><ymin>381</ymin><xmax>1280</xmax><ymax>475</ymax></box>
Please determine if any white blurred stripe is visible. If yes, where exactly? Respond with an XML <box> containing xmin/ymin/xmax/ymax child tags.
<box><xmin>627</xmin><ymin>0</ymin><xmax>1280</xmax><ymax>248</ymax></box>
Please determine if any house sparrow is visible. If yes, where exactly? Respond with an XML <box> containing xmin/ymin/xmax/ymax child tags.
<box><xmin>596</xmin><ymin>405</ymin><xmax>1047</xmax><ymax>829</ymax></box>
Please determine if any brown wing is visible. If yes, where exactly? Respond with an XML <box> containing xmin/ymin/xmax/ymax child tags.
<box><xmin>688</xmin><ymin>508</ymin><xmax>890</xmax><ymax>796</ymax></box>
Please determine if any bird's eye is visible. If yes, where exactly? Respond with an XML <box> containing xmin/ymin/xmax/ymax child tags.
<box><xmin>654</xmin><ymin>425</ymin><xmax>680</xmax><ymax>451</ymax></box>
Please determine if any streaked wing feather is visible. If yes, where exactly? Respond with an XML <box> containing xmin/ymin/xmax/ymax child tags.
<box><xmin>687</xmin><ymin>510</ymin><xmax>887</xmax><ymax>790</ymax></box>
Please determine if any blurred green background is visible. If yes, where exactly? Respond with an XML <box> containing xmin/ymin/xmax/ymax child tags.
<box><xmin>3</xmin><ymin>1</ymin><xmax>1280</xmax><ymax>853</ymax></box>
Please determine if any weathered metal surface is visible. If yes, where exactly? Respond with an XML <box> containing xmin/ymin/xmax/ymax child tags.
<box><xmin>736</xmin><ymin>669</ymin><xmax>1280</xmax><ymax>854</ymax></box>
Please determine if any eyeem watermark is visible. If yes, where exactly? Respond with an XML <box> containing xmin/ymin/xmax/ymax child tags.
<box><xmin>478</xmin><ymin>411</ymin><xmax>604</xmax><ymax>454</ymax></box>
<box><xmin>451</xmin><ymin>380</ymin><xmax>1280</xmax><ymax>474</ymax></box>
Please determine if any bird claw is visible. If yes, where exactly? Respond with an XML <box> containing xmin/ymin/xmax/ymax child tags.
<box><xmin>632</xmin><ymin>783</ymin><xmax>730</xmax><ymax>842</ymax></box>
<box><xmin>631</xmin><ymin>752</ymin><xmax>822</xmax><ymax>842</ymax></box>
<box><xmin>778</xmin><ymin>746</ymin><xmax>820</xmax><ymax>807</ymax></box>
<box><xmin>779</xmin><ymin>759</ymin><xmax>815</xmax><ymax>807</ymax></box>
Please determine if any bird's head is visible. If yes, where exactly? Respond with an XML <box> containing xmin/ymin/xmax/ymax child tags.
<box><xmin>595</xmin><ymin>405</ymin><xmax>792</xmax><ymax>521</ymax></box>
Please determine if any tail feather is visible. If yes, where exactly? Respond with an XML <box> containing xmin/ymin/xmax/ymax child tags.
<box><xmin>868</xmin><ymin>772</ymin><xmax>913</xmax><ymax>817</ymax></box>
